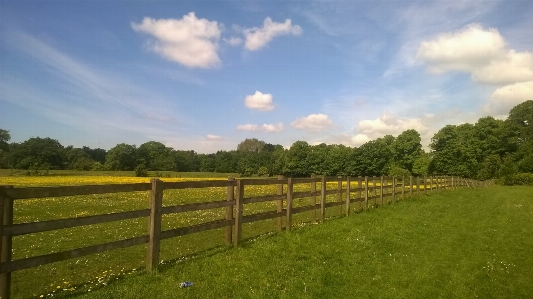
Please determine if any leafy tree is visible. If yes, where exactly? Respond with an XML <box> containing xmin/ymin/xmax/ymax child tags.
<box><xmin>283</xmin><ymin>141</ymin><xmax>311</xmax><ymax>177</ymax></box>
<box><xmin>10</xmin><ymin>137</ymin><xmax>65</xmax><ymax>170</ymax></box>
<box><xmin>65</xmin><ymin>146</ymin><xmax>94</xmax><ymax>170</ymax></box>
<box><xmin>392</xmin><ymin>129</ymin><xmax>422</xmax><ymax>173</ymax></box>
<box><xmin>82</xmin><ymin>146</ymin><xmax>107</xmax><ymax>164</ymax></box>
<box><xmin>105</xmin><ymin>143</ymin><xmax>137</xmax><ymax>171</ymax></box>
<box><xmin>0</xmin><ymin>129</ymin><xmax>11</xmax><ymax>168</ymax></box>
<box><xmin>137</xmin><ymin>141</ymin><xmax>174</xmax><ymax>171</ymax></box>
<box><xmin>237</xmin><ymin>138</ymin><xmax>266</xmax><ymax>153</ymax></box>
<box><xmin>412</xmin><ymin>154</ymin><xmax>430</xmax><ymax>176</ymax></box>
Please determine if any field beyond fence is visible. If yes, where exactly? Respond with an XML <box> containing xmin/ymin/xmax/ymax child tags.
<box><xmin>0</xmin><ymin>175</ymin><xmax>490</xmax><ymax>298</ymax></box>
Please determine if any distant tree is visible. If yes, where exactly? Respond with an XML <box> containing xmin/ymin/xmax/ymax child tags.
<box><xmin>0</xmin><ymin>129</ymin><xmax>11</xmax><ymax>168</ymax></box>
<box><xmin>82</xmin><ymin>146</ymin><xmax>107</xmax><ymax>164</ymax></box>
<box><xmin>237</xmin><ymin>138</ymin><xmax>266</xmax><ymax>153</ymax></box>
<box><xmin>283</xmin><ymin>141</ymin><xmax>311</xmax><ymax>177</ymax></box>
<box><xmin>10</xmin><ymin>137</ymin><xmax>65</xmax><ymax>170</ymax></box>
<box><xmin>137</xmin><ymin>141</ymin><xmax>174</xmax><ymax>171</ymax></box>
<box><xmin>65</xmin><ymin>146</ymin><xmax>94</xmax><ymax>170</ymax></box>
<box><xmin>105</xmin><ymin>143</ymin><xmax>137</xmax><ymax>171</ymax></box>
<box><xmin>412</xmin><ymin>154</ymin><xmax>430</xmax><ymax>176</ymax></box>
<box><xmin>392</xmin><ymin>129</ymin><xmax>423</xmax><ymax>173</ymax></box>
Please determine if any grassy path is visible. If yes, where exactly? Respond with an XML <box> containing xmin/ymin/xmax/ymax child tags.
<box><xmin>45</xmin><ymin>185</ymin><xmax>533</xmax><ymax>299</ymax></box>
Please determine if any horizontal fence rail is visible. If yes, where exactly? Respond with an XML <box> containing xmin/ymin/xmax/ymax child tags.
<box><xmin>0</xmin><ymin>175</ymin><xmax>493</xmax><ymax>299</ymax></box>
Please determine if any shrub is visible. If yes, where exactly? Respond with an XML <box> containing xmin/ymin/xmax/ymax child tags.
<box><xmin>257</xmin><ymin>166</ymin><xmax>269</xmax><ymax>177</ymax></box>
<box><xmin>503</xmin><ymin>173</ymin><xmax>533</xmax><ymax>186</ymax></box>
<box><xmin>134</xmin><ymin>164</ymin><xmax>148</xmax><ymax>177</ymax></box>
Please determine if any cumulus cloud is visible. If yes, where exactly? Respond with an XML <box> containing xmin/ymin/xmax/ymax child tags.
<box><xmin>237</xmin><ymin>122</ymin><xmax>284</xmax><ymax>132</ymax></box>
<box><xmin>131</xmin><ymin>12</ymin><xmax>221</xmax><ymax>68</ymax></box>
<box><xmin>244</xmin><ymin>91</ymin><xmax>274</xmax><ymax>111</ymax></box>
<box><xmin>352</xmin><ymin>113</ymin><xmax>433</xmax><ymax>146</ymax></box>
<box><xmin>417</xmin><ymin>23</ymin><xmax>533</xmax><ymax>85</ymax></box>
<box><xmin>206</xmin><ymin>134</ymin><xmax>223</xmax><ymax>141</ymax></box>
<box><xmin>291</xmin><ymin>114</ymin><xmax>333</xmax><ymax>132</ymax></box>
<box><xmin>485</xmin><ymin>81</ymin><xmax>533</xmax><ymax>117</ymax></box>
<box><xmin>243</xmin><ymin>17</ymin><xmax>302</xmax><ymax>51</ymax></box>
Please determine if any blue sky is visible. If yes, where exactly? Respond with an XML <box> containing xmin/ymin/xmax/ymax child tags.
<box><xmin>1</xmin><ymin>0</ymin><xmax>532</xmax><ymax>153</ymax></box>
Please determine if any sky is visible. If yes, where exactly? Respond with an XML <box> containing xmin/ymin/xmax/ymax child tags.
<box><xmin>1</xmin><ymin>0</ymin><xmax>532</xmax><ymax>153</ymax></box>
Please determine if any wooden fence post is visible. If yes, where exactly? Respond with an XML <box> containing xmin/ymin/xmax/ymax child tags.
<box><xmin>147</xmin><ymin>179</ymin><xmax>163</xmax><ymax>273</ymax></box>
<box><xmin>373</xmin><ymin>177</ymin><xmax>377</xmax><ymax>207</ymax></box>
<box><xmin>311</xmin><ymin>175</ymin><xmax>317</xmax><ymax>222</ymax></box>
<box><xmin>451</xmin><ymin>176</ymin><xmax>454</xmax><ymax>190</ymax></box>
<box><xmin>424</xmin><ymin>175</ymin><xmax>427</xmax><ymax>195</ymax></box>
<box><xmin>286</xmin><ymin>178</ymin><xmax>293</xmax><ymax>232</ymax></box>
<box><xmin>277</xmin><ymin>175</ymin><xmax>284</xmax><ymax>231</ymax></box>
<box><xmin>357</xmin><ymin>176</ymin><xmax>362</xmax><ymax>211</ymax></box>
<box><xmin>337</xmin><ymin>176</ymin><xmax>343</xmax><ymax>215</ymax></box>
<box><xmin>417</xmin><ymin>177</ymin><xmax>420</xmax><ymax>196</ymax></box>
<box><xmin>0</xmin><ymin>186</ymin><xmax>14</xmax><ymax>299</ymax></box>
<box><xmin>401</xmin><ymin>176</ymin><xmax>405</xmax><ymax>200</ymax></box>
<box><xmin>225</xmin><ymin>177</ymin><xmax>234</xmax><ymax>245</ymax></box>
<box><xmin>233</xmin><ymin>179</ymin><xmax>244</xmax><ymax>246</ymax></box>
<box><xmin>364</xmin><ymin>176</ymin><xmax>369</xmax><ymax>209</ymax></box>
<box><xmin>410</xmin><ymin>176</ymin><xmax>413</xmax><ymax>197</ymax></box>
<box><xmin>345</xmin><ymin>177</ymin><xmax>351</xmax><ymax>216</ymax></box>
<box><xmin>320</xmin><ymin>176</ymin><xmax>326</xmax><ymax>223</ymax></box>
<box><xmin>436</xmin><ymin>176</ymin><xmax>440</xmax><ymax>193</ymax></box>
<box><xmin>392</xmin><ymin>177</ymin><xmax>396</xmax><ymax>203</ymax></box>
<box><xmin>380</xmin><ymin>176</ymin><xmax>384</xmax><ymax>206</ymax></box>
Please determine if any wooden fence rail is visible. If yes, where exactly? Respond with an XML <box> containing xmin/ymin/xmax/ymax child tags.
<box><xmin>0</xmin><ymin>175</ymin><xmax>492</xmax><ymax>299</ymax></box>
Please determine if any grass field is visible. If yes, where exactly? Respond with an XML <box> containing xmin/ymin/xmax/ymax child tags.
<box><xmin>3</xmin><ymin>177</ymin><xmax>530</xmax><ymax>298</ymax></box>
<box><xmin>3</xmin><ymin>176</ymin><xmax>356</xmax><ymax>298</ymax></box>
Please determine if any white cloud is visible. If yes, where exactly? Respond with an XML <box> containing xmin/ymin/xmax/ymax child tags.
<box><xmin>225</xmin><ymin>36</ymin><xmax>243</xmax><ymax>46</ymax></box>
<box><xmin>206</xmin><ymin>134</ymin><xmax>223</xmax><ymax>141</ymax></box>
<box><xmin>417</xmin><ymin>23</ymin><xmax>533</xmax><ymax>85</ymax></box>
<box><xmin>291</xmin><ymin>114</ymin><xmax>333</xmax><ymax>132</ymax></box>
<box><xmin>243</xmin><ymin>17</ymin><xmax>302</xmax><ymax>51</ymax></box>
<box><xmin>131</xmin><ymin>12</ymin><xmax>221</xmax><ymax>68</ymax></box>
<box><xmin>485</xmin><ymin>81</ymin><xmax>533</xmax><ymax>117</ymax></box>
<box><xmin>237</xmin><ymin>122</ymin><xmax>284</xmax><ymax>132</ymax></box>
<box><xmin>244</xmin><ymin>91</ymin><xmax>274</xmax><ymax>111</ymax></box>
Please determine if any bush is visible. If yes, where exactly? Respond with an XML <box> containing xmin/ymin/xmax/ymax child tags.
<box><xmin>257</xmin><ymin>166</ymin><xmax>269</xmax><ymax>177</ymax></box>
<box><xmin>134</xmin><ymin>164</ymin><xmax>148</xmax><ymax>177</ymax></box>
<box><xmin>503</xmin><ymin>173</ymin><xmax>533</xmax><ymax>186</ymax></box>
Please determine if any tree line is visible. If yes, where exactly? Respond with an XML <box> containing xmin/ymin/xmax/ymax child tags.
<box><xmin>0</xmin><ymin>100</ymin><xmax>531</xmax><ymax>180</ymax></box>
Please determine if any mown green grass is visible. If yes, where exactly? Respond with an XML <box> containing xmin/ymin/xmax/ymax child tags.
<box><xmin>46</xmin><ymin>185</ymin><xmax>533</xmax><ymax>299</ymax></box>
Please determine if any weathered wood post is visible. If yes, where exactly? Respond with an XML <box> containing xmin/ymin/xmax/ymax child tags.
<box><xmin>147</xmin><ymin>179</ymin><xmax>163</xmax><ymax>273</ymax></box>
<box><xmin>233</xmin><ymin>179</ymin><xmax>244</xmax><ymax>246</ymax></box>
<box><xmin>364</xmin><ymin>176</ymin><xmax>369</xmax><ymax>209</ymax></box>
<box><xmin>345</xmin><ymin>177</ymin><xmax>351</xmax><ymax>216</ymax></box>
<box><xmin>373</xmin><ymin>177</ymin><xmax>377</xmax><ymax>207</ymax></box>
<box><xmin>401</xmin><ymin>176</ymin><xmax>405</xmax><ymax>200</ymax></box>
<box><xmin>451</xmin><ymin>176</ymin><xmax>454</xmax><ymax>190</ymax></box>
<box><xmin>436</xmin><ymin>176</ymin><xmax>440</xmax><ymax>193</ymax></box>
<box><xmin>337</xmin><ymin>176</ymin><xmax>343</xmax><ymax>215</ymax></box>
<box><xmin>416</xmin><ymin>177</ymin><xmax>420</xmax><ymax>196</ymax></box>
<box><xmin>424</xmin><ymin>175</ymin><xmax>427</xmax><ymax>195</ymax></box>
<box><xmin>277</xmin><ymin>175</ymin><xmax>284</xmax><ymax>231</ymax></box>
<box><xmin>380</xmin><ymin>176</ymin><xmax>384</xmax><ymax>206</ymax></box>
<box><xmin>286</xmin><ymin>178</ymin><xmax>294</xmax><ymax>232</ymax></box>
<box><xmin>392</xmin><ymin>177</ymin><xmax>396</xmax><ymax>203</ymax></box>
<box><xmin>225</xmin><ymin>177</ymin><xmax>235</xmax><ymax>245</ymax></box>
<box><xmin>320</xmin><ymin>176</ymin><xmax>326</xmax><ymax>223</ymax></box>
<box><xmin>310</xmin><ymin>175</ymin><xmax>317</xmax><ymax>222</ymax></box>
<box><xmin>409</xmin><ymin>176</ymin><xmax>413</xmax><ymax>197</ymax></box>
<box><xmin>357</xmin><ymin>176</ymin><xmax>362</xmax><ymax>211</ymax></box>
<box><xmin>0</xmin><ymin>185</ymin><xmax>14</xmax><ymax>299</ymax></box>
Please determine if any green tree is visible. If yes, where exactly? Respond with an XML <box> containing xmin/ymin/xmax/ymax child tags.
<box><xmin>10</xmin><ymin>137</ymin><xmax>65</xmax><ymax>170</ymax></box>
<box><xmin>283</xmin><ymin>141</ymin><xmax>311</xmax><ymax>177</ymax></box>
<box><xmin>105</xmin><ymin>143</ymin><xmax>137</xmax><ymax>171</ymax></box>
<box><xmin>392</xmin><ymin>129</ymin><xmax>422</xmax><ymax>173</ymax></box>
<box><xmin>237</xmin><ymin>138</ymin><xmax>266</xmax><ymax>153</ymax></box>
<box><xmin>137</xmin><ymin>141</ymin><xmax>174</xmax><ymax>171</ymax></box>
<box><xmin>0</xmin><ymin>129</ymin><xmax>11</xmax><ymax>168</ymax></box>
<box><xmin>65</xmin><ymin>146</ymin><xmax>94</xmax><ymax>170</ymax></box>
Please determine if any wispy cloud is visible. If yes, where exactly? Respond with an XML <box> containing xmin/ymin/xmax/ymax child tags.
<box><xmin>1</xmin><ymin>31</ymin><xmax>185</xmax><ymax>139</ymax></box>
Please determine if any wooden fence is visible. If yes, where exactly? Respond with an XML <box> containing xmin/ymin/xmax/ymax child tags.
<box><xmin>0</xmin><ymin>175</ymin><xmax>491</xmax><ymax>298</ymax></box>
